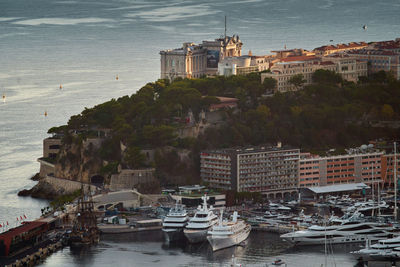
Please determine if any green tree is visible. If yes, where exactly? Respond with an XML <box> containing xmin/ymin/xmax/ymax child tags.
<box><xmin>288</xmin><ymin>74</ymin><xmax>306</xmax><ymax>90</ymax></box>
<box><xmin>312</xmin><ymin>69</ymin><xmax>343</xmax><ymax>85</ymax></box>
<box><xmin>381</xmin><ymin>104</ymin><xmax>394</xmax><ymax>119</ymax></box>
<box><xmin>124</xmin><ymin>147</ymin><xmax>146</xmax><ymax>168</ymax></box>
<box><xmin>262</xmin><ymin>77</ymin><xmax>277</xmax><ymax>92</ymax></box>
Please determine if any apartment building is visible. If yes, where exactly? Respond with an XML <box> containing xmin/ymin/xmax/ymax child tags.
<box><xmin>160</xmin><ymin>35</ymin><xmax>242</xmax><ymax>80</ymax></box>
<box><xmin>261</xmin><ymin>54</ymin><xmax>368</xmax><ymax>92</ymax></box>
<box><xmin>299</xmin><ymin>150</ymin><xmax>384</xmax><ymax>188</ymax></box>
<box><xmin>347</xmin><ymin>49</ymin><xmax>400</xmax><ymax>80</ymax></box>
<box><xmin>200</xmin><ymin>146</ymin><xmax>300</xmax><ymax>194</ymax></box>
<box><xmin>381</xmin><ymin>154</ymin><xmax>400</xmax><ymax>186</ymax></box>
<box><xmin>321</xmin><ymin>55</ymin><xmax>368</xmax><ymax>82</ymax></box>
<box><xmin>260</xmin><ymin>56</ymin><xmax>336</xmax><ymax>92</ymax></box>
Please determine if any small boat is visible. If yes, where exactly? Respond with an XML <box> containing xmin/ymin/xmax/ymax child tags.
<box><xmin>362</xmin><ymin>25</ymin><xmax>367</xmax><ymax>30</ymax></box>
<box><xmin>2</xmin><ymin>93</ymin><xmax>5</xmax><ymax>103</ymax></box>
<box><xmin>116</xmin><ymin>74</ymin><xmax>119</xmax><ymax>80</ymax></box>
<box><xmin>44</xmin><ymin>111</ymin><xmax>48</xmax><ymax>117</ymax></box>
<box><xmin>271</xmin><ymin>258</ymin><xmax>286</xmax><ymax>266</ymax></box>
<box><xmin>59</xmin><ymin>84</ymin><xmax>63</xmax><ymax>89</ymax></box>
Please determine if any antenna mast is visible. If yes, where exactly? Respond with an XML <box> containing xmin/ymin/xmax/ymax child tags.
<box><xmin>224</xmin><ymin>15</ymin><xmax>227</xmax><ymax>39</ymax></box>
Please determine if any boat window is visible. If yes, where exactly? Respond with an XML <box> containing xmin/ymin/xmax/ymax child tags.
<box><xmin>340</xmin><ymin>225</ymin><xmax>373</xmax><ymax>231</ymax></box>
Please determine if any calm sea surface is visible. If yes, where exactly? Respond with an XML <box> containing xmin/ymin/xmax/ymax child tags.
<box><xmin>0</xmin><ymin>0</ymin><xmax>399</xmax><ymax>265</ymax></box>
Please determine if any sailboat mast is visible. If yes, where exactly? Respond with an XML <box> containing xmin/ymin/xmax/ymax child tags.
<box><xmin>395</xmin><ymin>142</ymin><xmax>398</xmax><ymax>220</ymax></box>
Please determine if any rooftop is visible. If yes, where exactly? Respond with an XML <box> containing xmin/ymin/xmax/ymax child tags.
<box><xmin>202</xmin><ymin>145</ymin><xmax>299</xmax><ymax>155</ymax></box>
<box><xmin>0</xmin><ymin>221</ymin><xmax>47</xmax><ymax>241</ymax></box>
<box><xmin>307</xmin><ymin>183</ymin><xmax>369</xmax><ymax>194</ymax></box>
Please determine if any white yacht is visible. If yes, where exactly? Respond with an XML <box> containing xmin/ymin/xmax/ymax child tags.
<box><xmin>281</xmin><ymin>213</ymin><xmax>397</xmax><ymax>245</ymax></box>
<box><xmin>268</xmin><ymin>203</ymin><xmax>291</xmax><ymax>212</ymax></box>
<box><xmin>184</xmin><ymin>195</ymin><xmax>218</xmax><ymax>243</ymax></box>
<box><xmin>351</xmin><ymin>236</ymin><xmax>400</xmax><ymax>260</ymax></box>
<box><xmin>207</xmin><ymin>211</ymin><xmax>251</xmax><ymax>251</ymax></box>
<box><xmin>162</xmin><ymin>201</ymin><xmax>189</xmax><ymax>242</ymax></box>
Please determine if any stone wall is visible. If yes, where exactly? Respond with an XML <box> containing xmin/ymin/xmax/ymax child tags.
<box><xmin>110</xmin><ymin>168</ymin><xmax>156</xmax><ymax>191</ymax></box>
<box><xmin>44</xmin><ymin>175</ymin><xmax>97</xmax><ymax>194</ymax></box>
<box><xmin>38</xmin><ymin>160</ymin><xmax>55</xmax><ymax>178</ymax></box>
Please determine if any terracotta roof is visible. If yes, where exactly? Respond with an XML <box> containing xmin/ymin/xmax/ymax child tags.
<box><xmin>348</xmin><ymin>50</ymin><xmax>399</xmax><ymax>56</ymax></box>
<box><xmin>314</xmin><ymin>42</ymin><xmax>367</xmax><ymax>51</ymax></box>
<box><xmin>280</xmin><ymin>56</ymin><xmax>318</xmax><ymax>62</ymax></box>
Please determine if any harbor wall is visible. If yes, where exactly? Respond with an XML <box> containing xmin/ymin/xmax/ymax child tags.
<box><xmin>44</xmin><ymin>175</ymin><xmax>97</xmax><ymax>194</ymax></box>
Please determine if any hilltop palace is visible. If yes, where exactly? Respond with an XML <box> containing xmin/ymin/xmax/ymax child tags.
<box><xmin>160</xmin><ymin>36</ymin><xmax>400</xmax><ymax>92</ymax></box>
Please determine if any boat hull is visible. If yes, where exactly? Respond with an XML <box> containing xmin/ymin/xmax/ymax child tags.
<box><xmin>282</xmin><ymin>234</ymin><xmax>386</xmax><ymax>245</ymax></box>
<box><xmin>163</xmin><ymin>228</ymin><xmax>185</xmax><ymax>242</ymax></box>
<box><xmin>207</xmin><ymin>227</ymin><xmax>251</xmax><ymax>251</ymax></box>
<box><xmin>184</xmin><ymin>229</ymin><xmax>209</xmax><ymax>243</ymax></box>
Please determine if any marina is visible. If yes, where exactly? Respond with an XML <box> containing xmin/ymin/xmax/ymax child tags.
<box><xmin>1</xmin><ymin>0</ymin><xmax>400</xmax><ymax>266</ymax></box>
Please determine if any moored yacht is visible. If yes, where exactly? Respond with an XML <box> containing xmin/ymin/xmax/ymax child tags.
<box><xmin>207</xmin><ymin>211</ymin><xmax>251</xmax><ymax>251</ymax></box>
<box><xmin>281</xmin><ymin>212</ymin><xmax>397</xmax><ymax>245</ymax></box>
<box><xmin>184</xmin><ymin>195</ymin><xmax>218</xmax><ymax>243</ymax></box>
<box><xmin>351</xmin><ymin>236</ymin><xmax>400</xmax><ymax>260</ymax></box>
<box><xmin>162</xmin><ymin>201</ymin><xmax>189</xmax><ymax>242</ymax></box>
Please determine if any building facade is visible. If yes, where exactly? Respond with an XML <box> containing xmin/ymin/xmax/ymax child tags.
<box><xmin>160</xmin><ymin>35</ymin><xmax>242</xmax><ymax>80</ymax></box>
<box><xmin>299</xmin><ymin>150</ymin><xmax>384</xmax><ymax>188</ymax></box>
<box><xmin>217</xmin><ymin>55</ymin><xmax>273</xmax><ymax>76</ymax></box>
<box><xmin>200</xmin><ymin>146</ymin><xmax>300</xmax><ymax>194</ymax></box>
<box><xmin>347</xmin><ymin>50</ymin><xmax>400</xmax><ymax>80</ymax></box>
<box><xmin>381</xmin><ymin>154</ymin><xmax>400</xmax><ymax>186</ymax></box>
<box><xmin>260</xmin><ymin>57</ymin><xmax>336</xmax><ymax>92</ymax></box>
<box><xmin>260</xmin><ymin>55</ymin><xmax>367</xmax><ymax>92</ymax></box>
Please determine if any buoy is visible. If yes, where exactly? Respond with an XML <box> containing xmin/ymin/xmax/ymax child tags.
<box><xmin>2</xmin><ymin>93</ymin><xmax>5</xmax><ymax>103</ymax></box>
<box><xmin>59</xmin><ymin>84</ymin><xmax>63</xmax><ymax>89</ymax></box>
<box><xmin>116</xmin><ymin>74</ymin><xmax>119</xmax><ymax>80</ymax></box>
<box><xmin>44</xmin><ymin>111</ymin><xmax>48</xmax><ymax>117</ymax></box>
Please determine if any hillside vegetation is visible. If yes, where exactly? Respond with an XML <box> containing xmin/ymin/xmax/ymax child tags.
<box><xmin>49</xmin><ymin>70</ymin><xmax>400</xmax><ymax>186</ymax></box>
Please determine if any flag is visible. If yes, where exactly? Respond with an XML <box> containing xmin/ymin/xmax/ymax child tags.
<box><xmin>16</xmin><ymin>217</ymin><xmax>18</xmax><ymax>221</ymax></box>
<box><xmin>6</xmin><ymin>221</ymin><xmax>8</xmax><ymax>226</ymax></box>
<box><xmin>20</xmin><ymin>216</ymin><xmax>23</xmax><ymax>221</ymax></box>
<box><xmin>23</xmin><ymin>214</ymin><xmax>27</xmax><ymax>219</ymax></box>
<box><xmin>0</xmin><ymin>224</ymin><xmax>2</xmax><ymax>228</ymax></box>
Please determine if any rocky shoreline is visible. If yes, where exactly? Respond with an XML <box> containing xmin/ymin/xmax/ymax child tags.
<box><xmin>18</xmin><ymin>174</ymin><xmax>61</xmax><ymax>200</ymax></box>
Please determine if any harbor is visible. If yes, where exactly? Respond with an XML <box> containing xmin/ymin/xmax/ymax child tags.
<box><xmin>3</xmin><ymin>185</ymin><xmax>400</xmax><ymax>266</ymax></box>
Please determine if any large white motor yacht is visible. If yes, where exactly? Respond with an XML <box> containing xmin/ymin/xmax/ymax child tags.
<box><xmin>184</xmin><ymin>195</ymin><xmax>218</xmax><ymax>243</ymax></box>
<box><xmin>162</xmin><ymin>201</ymin><xmax>189</xmax><ymax>242</ymax></box>
<box><xmin>281</xmin><ymin>212</ymin><xmax>397</xmax><ymax>245</ymax></box>
<box><xmin>207</xmin><ymin>211</ymin><xmax>251</xmax><ymax>251</ymax></box>
<box><xmin>351</xmin><ymin>236</ymin><xmax>400</xmax><ymax>260</ymax></box>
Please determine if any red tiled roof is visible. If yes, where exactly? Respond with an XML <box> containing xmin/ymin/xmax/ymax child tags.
<box><xmin>314</xmin><ymin>42</ymin><xmax>367</xmax><ymax>51</ymax></box>
<box><xmin>280</xmin><ymin>56</ymin><xmax>318</xmax><ymax>62</ymax></box>
<box><xmin>348</xmin><ymin>50</ymin><xmax>399</xmax><ymax>56</ymax></box>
